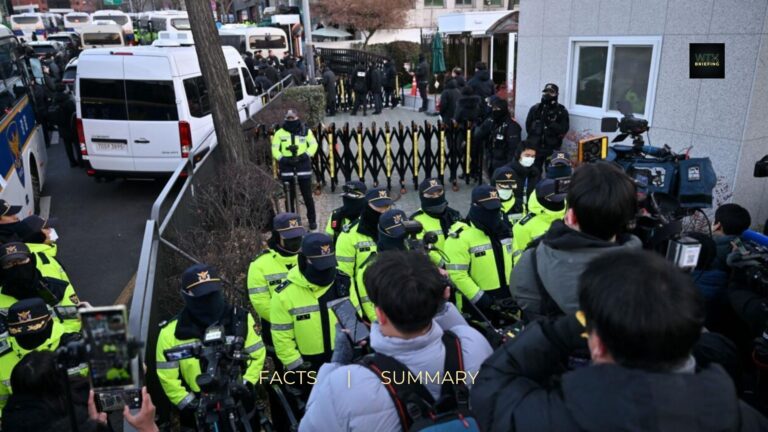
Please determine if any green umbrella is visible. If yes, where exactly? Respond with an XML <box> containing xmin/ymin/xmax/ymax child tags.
<box><xmin>431</xmin><ymin>32</ymin><xmax>446</xmax><ymax>74</ymax></box>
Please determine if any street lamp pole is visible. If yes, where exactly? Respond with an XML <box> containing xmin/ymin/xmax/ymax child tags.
<box><xmin>301</xmin><ymin>0</ymin><xmax>315</xmax><ymax>80</ymax></box>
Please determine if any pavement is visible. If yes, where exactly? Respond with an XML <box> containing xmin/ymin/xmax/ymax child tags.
<box><xmin>310</xmin><ymin>106</ymin><xmax>477</xmax><ymax>230</ymax></box>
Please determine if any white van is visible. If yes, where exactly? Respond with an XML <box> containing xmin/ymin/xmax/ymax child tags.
<box><xmin>218</xmin><ymin>25</ymin><xmax>289</xmax><ymax>58</ymax></box>
<box><xmin>80</xmin><ymin>22</ymin><xmax>125</xmax><ymax>49</ymax></box>
<box><xmin>75</xmin><ymin>32</ymin><xmax>262</xmax><ymax>178</ymax></box>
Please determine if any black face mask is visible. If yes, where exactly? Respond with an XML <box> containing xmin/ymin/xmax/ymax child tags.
<box><xmin>273</xmin><ymin>235</ymin><xmax>302</xmax><ymax>255</ymax></box>
<box><xmin>491</xmin><ymin>109</ymin><xmax>508</xmax><ymax>123</ymax></box>
<box><xmin>298</xmin><ymin>254</ymin><xmax>337</xmax><ymax>286</ymax></box>
<box><xmin>421</xmin><ymin>194</ymin><xmax>448</xmax><ymax>215</ymax></box>
<box><xmin>283</xmin><ymin>119</ymin><xmax>303</xmax><ymax>135</ymax></box>
<box><xmin>1</xmin><ymin>260</ymin><xmax>40</xmax><ymax>299</ymax></box>
<box><xmin>377</xmin><ymin>230</ymin><xmax>406</xmax><ymax>252</ymax></box>
<box><xmin>469</xmin><ymin>205</ymin><xmax>503</xmax><ymax>235</ymax></box>
<box><xmin>183</xmin><ymin>290</ymin><xmax>227</xmax><ymax>328</ymax></box>
<box><xmin>542</xmin><ymin>94</ymin><xmax>556</xmax><ymax>105</ymax></box>
<box><xmin>358</xmin><ymin>205</ymin><xmax>382</xmax><ymax>239</ymax></box>
<box><xmin>341</xmin><ymin>197</ymin><xmax>366</xmax><ymax>219</ymax></box>
<box><xmin>14</xmin><ymin>321</ymin><xmax>53</xmax><ymax>351</ymax></box>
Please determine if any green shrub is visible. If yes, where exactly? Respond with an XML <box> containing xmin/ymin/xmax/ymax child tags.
<box><xmin>284</xmin><ymin>85</ymin><xmax>326</xmax><ymax>127</ymax></box>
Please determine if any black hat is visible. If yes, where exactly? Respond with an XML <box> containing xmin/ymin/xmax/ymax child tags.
<box><xmin>19</xmin><ymin>215</ymin><xmax>57</xmax><ymax>232</ymax></box>
<box><xmin>365</xmin><ymin>187</ymin><xmax>393</xmax><ymax>209</ymax></box>
<box><xmin>378</xmin><ymin>209</ymin><xmax>408</xmax><ymax>238</ymax></box>
<box><xmin>418</xmin><ymin>178</ymin><xmax>444</xmax><ymax>196</ymax></box>
<box><xmin>301</xmin><ymin>233</ymin><xmax>336</xmax><ymax>270</ymax></box>
<box><xmin>471</xmin><ymin>185</ymin><xmax>501</xmax><ymax>210</ymax></box>
<box><xmin>542</xmin><ymin>83</ymin><xmax>559</xmax><ymax>94</ymax></box>
<box><xmin>491</xmin><ymin>166</ymin><xmax>518</xmax><ymax>190</ymax></box>
<box><xmin>0</xmin><ymin>200</ymin><xmax>22</xmax><ymax>217</ymax></box>
<box><xmin>536</xmin><ymin>179</ymin><xmax>567</xmax><ymax>204</ymax></box>
<box><xmin>0</xmin><ymin>242</ymin><xmax>31</xmax><ymax>265</ymax></box>
<box><xmin>342</xmin><ymin>181</ymin><xmax>367</xmax><ymax>199</ymax></box>
<box><xmin>7</xmin><ymin>298</ymin><xmax>51</xmax><ymax>336</ymax></box>
<box><xmin>273</xmin><ymin>212</ymin><xmax>305</xmax><ymax>239</ymax></box>
<box><xmin>181</xmin><ymin>264</ymin><xmax>222</xmax><ymax>297</ymax></box>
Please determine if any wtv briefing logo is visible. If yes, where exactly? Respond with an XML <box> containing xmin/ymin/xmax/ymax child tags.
<box><xmin>690</xmin><ymin>43</ymin><xmax>725</xmax><ymax>79</ymax></box>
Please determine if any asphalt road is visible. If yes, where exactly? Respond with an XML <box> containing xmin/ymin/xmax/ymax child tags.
<box><xmin>43</xmin><ymin>137</ymin><xmax>166</xmax><ymax>306</ymax></box>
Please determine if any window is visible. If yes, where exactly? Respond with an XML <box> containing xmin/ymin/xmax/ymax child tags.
<box><xmin>241</xmin><ymin>68</ymin><xmax>256</xmax><ymax>96</ymax></box>
<box><xmin>125</xmin><ymin>81</ymin><xmax>178</xmax><ymax>121</ymax></box>
<box><xmin>11</xmin><ymin>16</ymin><xmax>41</xmax><ymax>25</ymax></box>
<box><xmin>66</xmin><ymin>15</ymin><xmax>89</xmax><ymax>23</ymax></box>
<box><xmin>171</xmin><ymin>18</ymin><xmax>190</xmax><ymax>30</ymax></box>
<box><xmin>94</xmin><ymin>15</ymin><xmax>128</xmax><ymax>25</ymax></box>
<box><xmin>485</xmin><ymin>0</ymin><xmax>502</xmax><ymax>5</ymax></box>
<box><xmin>249</xmin><ymin>35</ymin><xmax>287</xmax><ymax>50</ymax></box>
<box><xmin>424</xmin><ymin>0</ymin><xmax>444</xmax><ymax>7</ymax></box>
<box><xmin>567</xmin><ymin>37</ymin><xmax>661</xmax><ymax>120</ymax></box>
<box><xmin>229</xmin><ymin>69</ymin><xmax>243</xmax><ymax>101</ymax></box>
<box><xmin>455</xmin><ymin>0</ymin><xmax>473</xmax><ymax>6</ymax></box>
<box><xmin>80</xmin><ymin>79</ymin><xmax>127</xmax><ymax>120</ymax></box>
<box><xmin>183</xmin><ymin>76</ymin><xmax>211</xmax><ymax>118</ymax></box>
<box><xmin>83</xmin><ymin>33</ymin><xmax>122</xmax><ymax>46</ymax></box>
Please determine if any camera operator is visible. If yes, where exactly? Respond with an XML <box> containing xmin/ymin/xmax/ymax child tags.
<box><xmin>524</xmin><ymin>83</ymin><xmax>569</xmax><ymax>170</ymax></box>
<box><xmin>155</xmin><ymin>264</ymin><xmax>266</xmax><ymax>427</ymax></box>
<box><xmin>512</xmin><ymin>162</ymin><xmax>642</xmax><ymax>321</ymax></box>
<box><xmin>712</xmin><ymin>204</ymin><xmax>752</xmax><ymax>272</ymax></box>
<box><xmin>410</xmin><ymin>178</ymin><xmax>462</xmax><ymax>257</ymax></box>
<box><xmin>2</xmin><ymin>351</ymin><xmax>158</xmax><ymax>432</ymax></box>
<box><xmin>0</xmin><ymin>298</ymin><xmax>87</xmax><ymax>415</ymax></box>
<box><xmin>271</xmin><ymin>109</ymin><xmax>319</xmax><ymax>230</ymax></box>
<box><xmin>300</xmin><ymin>251</ymin><xmax>493</xmax><ymax>432</ymax></box>
<box><xmin>471</xmin><ymin>250</ymin><xmax>768</xmax><ymax>431</ymax></box>
<box><xmin>444</xmin><ymin>185</ymin><xmax>513</xmax><ymax>315</ymax></box>
<box><xmin>511</xmin><ymin>179</ymin><xmax>567</xmax><ymax>265</ymax></box>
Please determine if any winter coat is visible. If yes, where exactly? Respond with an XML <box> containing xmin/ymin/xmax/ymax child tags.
<box><xmin>467</xmin><ymin>70</ymin><xmax>494</xmax><ymax>100</ymax></box>
<box><xmin>352</xmin><ymin>66</ymin><xmax>368</xmax><ymax>93</ymax></box>
<box><xmin>439</xmin><ymin>80</ymin><xmax>461</xmax><ymax>124</ymax></box>
<box><xmin>50</xmin><ymin>91</ymin><xmax>76</xmax><ymax>140</ymax></box>
<box><xmin>454</xmin><ymin>94</ymin><xmax>482</xmax><ymax>125</ymax></box>
<box><xmin>264</xmin><ymin>65</ymin><xmax>280</xmax><ymax>84</ymax></box>
<box><xmin>470</xmin><ymin>320</ymin><xmax>768</xmax><ymax>432</ymax></box>
<box><xmin>370</xmin><ymin>68</ymin><xmax>384</xmax><ymax>92</ymax></box>
<box><xmin>473</xmin><ymin>116</ymin><xmax>522</xmax><ymax>173</ymax></box>
<box><xmin>322</xmin><ymin>69</ymin><xmax>337</xmax><ymax>95</ymax></box>
<box><xmin>512</xmin><ymin>220</ymin><xmax>642</xmax><ymax>320</ymax></box>
<box><xmin>383</xmin><ymin>63</ymin><xmax>397</xmax><ymax>90</ymax></box>
<box><xmin>415</xmin><ymin>60</ymin><xmax>429</xmax><ymax>83</ymax></box>
<box><xmin>525</xmin><ymin>101</ymin><xmax>570</xmax><ymax>154</ymax></box>
<box><xmin>505</xmin><ymin>158</ymin><xmax>541</xmax><ymax>213</ymax></box>
<box><xmin>299</xmin><ymin>303</ymin><xmax>493</xmax><ymax>432</ymax></box>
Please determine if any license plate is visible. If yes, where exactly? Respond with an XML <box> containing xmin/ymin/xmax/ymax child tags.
<box><xmin>94</xmin><ymin>142</ymin><xmax>127</xmax><ymax>152</ymax></box>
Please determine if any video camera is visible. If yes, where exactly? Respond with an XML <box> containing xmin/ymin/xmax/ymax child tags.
<box><xmin>164</xmin><ymin>324</ymin><xmax>270</xmax><ymax>432</ymax></box>
<box><xmin>728</xmin><ymin>235</ymin><xmax>768</xmax><ymax>296</ymax></box>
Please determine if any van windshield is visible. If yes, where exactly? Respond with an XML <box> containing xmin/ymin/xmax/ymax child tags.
<box><xmin>83</xmin><ymin>33</ymin><xmax>122</xmax><ymax>46</ymax></box>
<box><xmin>171</xmin><ymin>18</ymin><xmax>190</xmax><ymax>30</ymax></box>
<box><xmin>94</xmin><ymin>16</ymin><xmax>128</xmax><ymax>26</ymax></box>
<box><xmin>11</xmin><ymin>16</ymin><xmax>41</xmax><ymax>25</ymax></box>
<box><xmin>249</xmin><ymin>35</ymin><xmax>286</xmax><ymax>50</ymax></box>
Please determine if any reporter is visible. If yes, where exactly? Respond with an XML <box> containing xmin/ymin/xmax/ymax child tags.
<box><xmin>472</xmin><ymin>250</ymin><xmax>768</xmax><ymax>432</ymax></box>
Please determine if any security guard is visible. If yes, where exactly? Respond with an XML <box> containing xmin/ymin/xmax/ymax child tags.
<box><xmin>270</xmin><ymin>233</ymin><xmax>347</xmax><ymax>374</ymax></box>
<box><xmin>409</xmin><ymin>178</ymin><xmax>461</xmax><ymax>258</ymax></box>
<box><xmin>444</xmin><ymin>185</ymin><xmax>513</xmax><ymax>314</ymax></box>
<box><xmin>272</xmin><ymin>109</ymin><xmax>320</xmax><ymax>230</ymax></box>
<box><xmin>156</xmin><ymin>264</ymin><xmax>266</xmax><ymax>419</ymax></box>
<box><xmin>324</xmin><ymin>181</ymin><xmax>367</xmax><ymax>244</ymax></box>
<box><xmin>247</xmin><ymin>212</ymin><xmax>305</xmax><ymax>350</ymax></box>
<box><xmin>0</xmin><ymin>242</ymin><xmax>80</xmax><ymax>333</ymax></box>
<box><xmin>0</xmin><ymin>298</ymin><xmax>86</xmax><ymax>413</ymax></box>
<box><xmin>352</xmin><ymin>209</ymin><xmax>410</xmax><ymax>322</ymax></box>
<box><xmin>512</xmin><ymin>179</ymin><xmax>567</xmax><ymax>264</ymax></box>
<box><xmin>335</xmin><ymin>187</ymin><xmax>392</xmax><ymax>281</ymax></box>
<box><xmin>491</xmin><ymin>166</ymin><xmax>521</xmax><ymax>228</ymax></box>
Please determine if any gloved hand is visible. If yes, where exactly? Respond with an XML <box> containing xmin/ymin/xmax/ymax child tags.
<box><xmin>475</xmin><ymin>292</ymin><xmax>494</xmax><ymax>314</ymax></box>
<box><xmin>547</xmin><ymin>312</ymin><xmax>588</xmax><ymax>352</ymax></box>
<box><xmin>181</xmin><ymin>397</ymin><xmax>200</xmax><ymax>413</ymax></box>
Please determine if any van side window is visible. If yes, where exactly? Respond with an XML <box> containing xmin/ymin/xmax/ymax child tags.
<box><xmin>241</xmin><ymin>68</ymin><xmax>256</xmax><ymax>96</ymax></box>
<box><xmin>183</xmin><ymin>76</ymin><xmax>211</xmax><ymax>118</ymax></box>
<box><xmin>125</xmin><ymin>80</ymin><xmax>178</xmax><ymax>121</ymax></box>
<box><xmin>80</xmin><ymin>78</ymin><xmax>127</xmax><ymax>120</ymax></box>
<box><xmin>229</xmin><ymin>69</ymin><xmax>243</xmax><ymax>101</ymax></box>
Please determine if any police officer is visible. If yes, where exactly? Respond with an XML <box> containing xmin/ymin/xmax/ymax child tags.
<box><xmin>352</xmin><ymin>209</ymin><xmax>410</xmax><ymax>322</ymax></box>
<box><xmin>0</xmin><ymin>242</ymin><xmax>80</xmax><ymax>333</ymax></box>
<box><xmin>512</xmin><ymin>179</ymin><xmax>567</xmax><ymax>265</ymax></box>
<box><xmin>272</xmin><ymin>109</ymin><xmax>319</xmax><ymax>230</ymax></box>
<box><xmin>335</xmin><ymin>187</ymin><xmax>392</xmax><ymax>281</ymax></box>
<box><xmin>351</xmin><ymin>61</ymin><xmax>369</xmax><ymax>116</ymax></box>
<box><xmin>0</xmin><ymin>298</ymin><xmax>86</xmax><ymax>413</ymax></box>
<box><xmin>491</xmin><ymin>166</ymin><xmax>521</xmax><ymax>228</ymax></box>
<box><xmin>156</xmin><ymin>264</ymin><xmax>266</xmax><ymax>422</ymax></box>
<box><xmin>410</xmin><ymin>178</ymin><xmax>461</xmax><ymax>258</ymax></box>
<box><xmin>16</xmin><ymin>215</ymin><xmax>70</xmax><ymax>282</ymax></box>
<box><xmin>0</xmin><ymin>200</ymin><xmax>22</xmax><ymax>242</ymax></box>
<box><xmin>525</xmin><ymin>83</ymin><xmax>570</xmax><ymax>170</ymax></box>
<box><xmin>324</xmin><ymin>181</ymin><xmax>367</xmax><ymax>244</ymax></box>
<box><xmin>270</xmin><ymin>233</ymin><xmax>348</xmax><ymax>375</ymax></box>
<box><xmin>444</xmin><ymin>185</ymin><xmax>513</xmax><ymax>314</ymax></box>
<box><xmin>474</xmin><ymin>98</ymin><xmax>522</xmax><ymax>179</ymax></box>
<box><xmin>247</xmin><ymin>213</ymin><xmax>305</xmax><ymax>352</ymax></box>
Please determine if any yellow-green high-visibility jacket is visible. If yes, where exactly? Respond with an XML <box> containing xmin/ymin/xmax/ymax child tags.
<box><xmin>444</xmin><ymin>220</ymin><xmax>513</xmax><ymax>306</ymax></box>
<box><xmin>155</xmin><ymin>309</ymin><xmax>265</xmax><ymax>409</ymax></box>
<box><xmin>512</xmin><ymin>192</ymin><xmax>567</xmax><ymax>265</ymax></box>
<box><xmin>325</xmin><ymin>208</ymin><xmax>357</xmax><ymax>245</ymax></box>
<box><xmin>247</xmin><ymin>248</ymin><xmax>297</xmax><ymax>323</ymax></box>
<box><xmin>335</xmin><ymin>221</ymin><xmax>376</xmax><ymax>281</ymax></box>
<box><xmin>352</xmin><ymin>254</ymin><xmax>377</xmax><ymax>323</ymax></box>
<box><xmin>27</xmin><ymin>243</ymin><xmax>71</xmax><ymax>283</ymax></box>
<box><xmin>271</xmin><ymin>127</ymin><xmax>318</xmax><ymax>179</ymax></box>
<box><xmin>270</xmin><ymin>267</ymin><xmax>342</xmax><ymax>370</ymax></box>
<box><xmin>410</xmin><ymin>207</ymin><xmax>462</xmax><ymax>265</ymax></box>
<box><xmin>0</xmin><ymin>277</ymin><xmax>81</xmax><ymax>334</ymax></box>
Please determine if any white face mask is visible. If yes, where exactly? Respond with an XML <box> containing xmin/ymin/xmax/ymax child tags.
<box><xmin>498</xmin><ymin>189</ymin><xmax>514</xmax><ymax>201</ymax></box>
<box><xmin>520</xmin><ymin>156</ymin><xmax>535</xmax><ymax>167</ymax></box>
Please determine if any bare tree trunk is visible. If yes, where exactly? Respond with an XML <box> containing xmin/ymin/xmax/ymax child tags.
<box><xmin>186</xmin><ymin>0</ymin><xmax>248</xmax><ymax>164</ymax></box>
<box><xmin>363</xmin><ymin>29</ymin><xmax>377</xmax><ymax>47</ymax></box>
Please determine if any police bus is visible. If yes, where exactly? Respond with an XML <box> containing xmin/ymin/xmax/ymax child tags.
<box><xmin>92</xmin><ymin>10</ymin><xmax>134</xmax><ymax>43</ymax></box>
<box><xmin>9</xmin><ymin>13</ymin><xmax>58</xmax><ymax>42</ymax></box>
<box><xmin>63</xmin><ymin>12</ymin><xmax>92</xmax><ymax>33</ymax></box>
<box><xmin>0</xmin><ymin>26</ymin><xmax>48</xmax><ymax>215</ymax></box>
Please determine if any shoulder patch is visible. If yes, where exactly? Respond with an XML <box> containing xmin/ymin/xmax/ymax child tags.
<box><xmin>519</xmin><ymin>213</ymin><xmax>537</xmax><ymax>226</ymax></box>
<box><xmin>275</xmin><ymin>280</ymin><xmax>292</xmax><ymax>294</ymax></box>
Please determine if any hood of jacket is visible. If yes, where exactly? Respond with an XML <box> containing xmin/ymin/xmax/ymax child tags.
<box><xmin>445</xmin><ymin>79</ymin><xmax>458</xmax><ymax>90</ymax></box>
<box><xmin>457</xmin><ymin>94</ymin><xmax>481</xmax><ymax>108</ymax></box>
<box><xmin>527</xmin><ymin>192</ymin><xmax>566</xmax><ymax>222</ymax></box>
<box><xmin>472</xmin><ymin>70</ymin><xmax>491</xmax><ymax>82</ymax></box>
<box><xmin>561</xmin><ymin>363</ymin><xmax>743</xmax><ymax>432</ymax></box>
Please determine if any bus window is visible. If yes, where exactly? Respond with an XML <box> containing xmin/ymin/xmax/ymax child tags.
<box><xmin>219</xmin><ymin>35</ymin><xmax>245</xmax><ymax>54</ymax></box>
<box><xmin>83</xmin><ymin>33</ymin><xmax>122</xmax><ymax>46</ymax></box>
<box><xmin>11</xmin><ymin>16</ymin><xmax>40</xmax><ymax>25</ymax></box>
<box><xmin>66</xmin><ymin>15</ymin><xmax>89</xmax><ymax>23</ymax></box>
<box><xmin>249</xmin><ymin>35</ymin><xmax>286</xmax><ymax>50</ymax></box>
<box><xmin>171</xmin><ymin>18</ymin><xmax>190</xmax><ymax>30</ymax></box>
<box><xmin>94</xmin><ymin>15</ymin><xmax>129</xmax><ymax>26</ymax></box>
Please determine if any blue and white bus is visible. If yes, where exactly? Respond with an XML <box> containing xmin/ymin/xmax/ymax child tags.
<box><xmin>0</xmin><ymin>26</ymin><xmax>48</xmax><ymax>216</ymax></box>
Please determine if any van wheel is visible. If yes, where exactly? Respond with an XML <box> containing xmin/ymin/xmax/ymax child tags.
<box><xmin>31</xmin><ymin>166</ymin><xmax>41</xmax><ymax>215</ymax></box>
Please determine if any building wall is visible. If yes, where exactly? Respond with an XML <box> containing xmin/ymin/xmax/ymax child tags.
<box><xmin>516</xmin><ymin>0</ymin><xmax>768</xmax><ymax>227</ymax></box>
<box><xmin>408</xmin><ymin>0</ymin><xmax>513</xmax><ymax>29</ymax></box>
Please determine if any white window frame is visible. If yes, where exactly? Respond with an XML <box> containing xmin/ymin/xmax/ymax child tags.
<box><xmin>565</xmin><ymin>36</ymin><xmax>662</xmax><ymax>124</ymax></box>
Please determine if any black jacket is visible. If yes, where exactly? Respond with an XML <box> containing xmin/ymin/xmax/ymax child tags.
<box><xmin>244</xmin><ymin>56</ymin><xmax>256</xmax><ymax>76</ymax></box>
<box><xmin>369</xmin><ymin>67</ymin><xmax>384</xmax><ymax>91</ymax></box>
<box><xmin>439</xmin><ymin>80</ymin><xmax>461</xmax><ymax>123</ymax></box>
<box><xmin>322</xmin><ymin>69</ymin><xmax>337</xmax><ymax>94</ymax></box>
<box><xmin>264</xmin><ymin>65</ymin><xmax>280</xmax><ymax>84</ymax></box>
<box><xmin>468</xmin><ymin>70</ymin><xmax>494</xmax><ymax>100</ymax></box>
<box><xmin>448</xmin><ymin>75</ymin><xmax>466</xmax><ymax>89</ymax></box>
<box><xmin>352</xmin><ymin>66</ymin><xmax>368</xmax><ymax>93</ymax></box>
<box><xmin>471</xmin><ymin>321</ymin><xmax>768</xmax><ymax>432</ymax></box>
<box><xmin>525</xmin><ymin>101</ymin><xmax>570</xmax><ymax>153</ymax></box>
<box><xmin>415</xmin><ymin>60</ymin><xmax>429</xmax><ymax>82</ymax></box>
<box><xmin>473</xmin><ymin>116</ymin><xmax>522</xmax><ymax>171</ymax></box>
<box><xmin>50</xmin><ymin>91</ymin><xmax>76</xmax><ymax>137</ymax></box>
<box><xmin>383</xmin><ymin>63</ymin><xmax>397</xmax><ymax>89</ymax></box>
<box><xmin>3</xmin><ymin>380</ymin><xmax>107</xmax><ymax>432</ymax></box>
<box><xmin>454</xmin><ymin>94</ymin><xmax>482</xmax><ymax>125</ymax></box>
<box><xmin>254</xmin><ymin>75</ymin><xmax>273</xmax><ymax>93</ymax></box>
<box><xmin>288</xmin><ymin>67</ymin><xmax>306</xmax><ymax>86</ymax></box>
<box><xmin>506</xmin><ymin>158</ymin><xmax>540</xmax><ymax>213</ymax></box>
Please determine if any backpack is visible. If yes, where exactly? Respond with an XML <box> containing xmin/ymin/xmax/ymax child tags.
<box><xmin>358</xmin><ymin>331</ymin><xmax>481</xmax><ymax>432</ymax></box>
